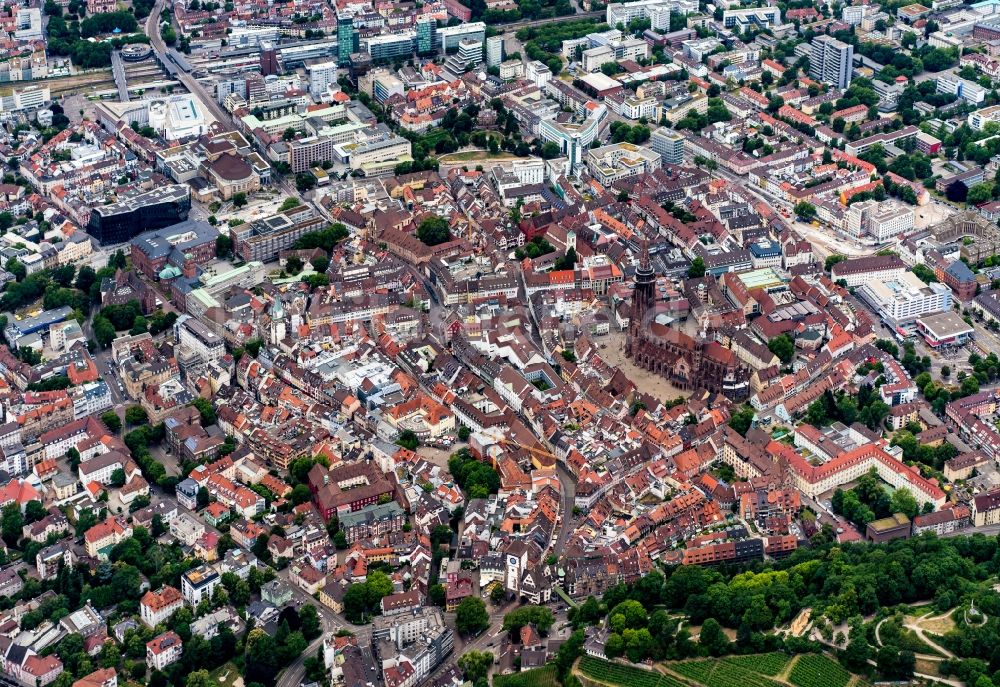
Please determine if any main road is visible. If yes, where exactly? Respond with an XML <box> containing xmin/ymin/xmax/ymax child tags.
<box><xmin>145</xmin><ymin>1</ymin><xmax>313</xmax><ymax>206</ymax></box>
<box><xmin>146</xmin><ymin>0</ymin><xmax>236</xmax><ymax>131</ymax></box>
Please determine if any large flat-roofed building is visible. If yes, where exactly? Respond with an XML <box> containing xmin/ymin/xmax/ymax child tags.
<box><xmin>5</xmin><ymin>306</ymin><xmax>73</xmax><ymax>346</ymax></box>
<box><xmin>231</xmin><ymin>206</ymin><xmax>327</xmax><ymax>263</ymax></box>
<box><xmin>866</xmin><ymin>513</ymin><xmax>911</xmax><ymax>543</ymax></box>
<box><xmin>829</xmin><ymin>254</ymin><xmax>907</xmax><ymax>287</ymax></box>
<box><xmin>289</xmin><ymin>136</ymin><xmax>338</xmax><ymax>174</ymax></box>
<box><xmin>968</xmin><ymin>104</ymin><xmax>1000</xmax><ymax>130</ymax></box>
<box><xmin>96</xmin><ymin>95</ymin><xmax>209</xmax><ymax>142</ymax></box>
<box><xmin>585</xmin><ymin>142</ymin><xmax>661</xmax><ymax>186</ymax></box>
<box><xmin>859</xmin><ymin>271</ymin><xmax>953</xmax><ymax>333</ymax></box>
<box><xmin>366</xmin><ymin>31</ymin><xmax>416</xmax><ymax>61</ymax></box>
<box><xmin>916</xmin><ymin>310</ymin><xmax>975</xmax><ymax>348</ymax></box>
<box><xmin>130</xmin><ymin>220</ymin><xmax>218</xmax><ymax>278</ymax></box>
<box><xmin>539</xmin><ymin>104</ymin><xmax>607</xmax><ymax>173</ymax></box>
<box><xmin>348</xmin><ymin>131</ymin><xmax>412</xmax><ymax>177</ymax></box>
<box><xmin>87</xmin><ymin>185</ymin><xmax>191</xmax><ymax>245</ymax></box>
<box><xmin>437</xmin><ymin>22</ymin><xmax>486</xmax><ymax>52</ymax></box>
<box><xmin>181</xmin><ymin>564</ymin><xmax>220</xmax><ymax>605</ymax></box>
<box><xmin>722</xmin><ymin>6</ymin><xmax>781</xmax><ymax>27</ymax></box>
<box><xmin>846</xmin><ymin>200</ymin><xmax>914</xmax><ymax>242</ymax></box>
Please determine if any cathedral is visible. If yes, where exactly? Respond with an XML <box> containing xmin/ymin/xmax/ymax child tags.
<box><xmin>626</xmin><ymin>244</ymin><xmax>750</xmax><ymax>401</ymax></box>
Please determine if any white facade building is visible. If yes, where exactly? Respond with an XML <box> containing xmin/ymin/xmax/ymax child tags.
<box><xmin>486</xmin><ymin>35</ymin><xmax>504</xmax><ymax>67</ymax></box>
<box><xmin>307</xmin><ymin>61</ymin><xmax>339</xmax><ymax>99</ymax></box>
<box><xmin>846</xmin><ymin>200</ymin><xmax>915</xmax><ymax>241</ymax></box>
<box><xmin>859</xmin><ymin>272</ymin><xmax>953</xmax><ymax>326</ymax></box>
<box><xmin>181</xmin><ymin>565</ymin><xmax>221</xmax><ymax>606</ymax></box>
<box><xmin>175</xmin><ymin>315</ymin><xmax>226</xmax><ymax>364</ymax></box>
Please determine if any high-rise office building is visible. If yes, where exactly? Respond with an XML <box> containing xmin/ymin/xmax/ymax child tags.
<box><xmin>337</xmin><ymin>15</ymin><xmax>358</xmax><ymax>66</ymax></box>
<box><xmin>486</xmin><ymin>35</ymin><xmax>504</xmax><ymax>67</ymax></box>
<box><xmin>650</xmin><ymin>128</ymin><xmax>685</xmax><ymax>165</ymax></box>
<box><xmin>417</xmin><ymin>18</ymin><xmax>436</xmax><ymax>55</ymax></box>
<box><xmin>259</xmin><ymin>41</ymin><xmax>279</xmax><ymax>76</ymax></box>
<box><xmin>809</xmin><ymin>35</ymin><xmax>854</xmax><ymax>89</ymax></box>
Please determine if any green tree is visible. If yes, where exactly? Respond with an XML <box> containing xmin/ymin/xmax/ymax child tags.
<box><xmin>290</xmin><ymin>484</ymin><xmax>311</xmax><ymax>505</ymax></box>
<box><xmin>24</xmin><ymin>500</ymin><xmax>47</xmax><ymax>524</ymax></box>
<box><xmin>215</xmin><ymin>234</ymin><xmax>232</xmax><ymax>258</ymax></box>
<box><xmin>768</xmin><ymin>333</ymin><xmax>795</xmax><ymax>364</ymax></box>
<box><xmin>416</xmin><ymin>216</ymin><xmax>451</xmax><ymax>246</ymax></box>
<box><xmin>311</xmin><ymin>256</ymin><xmax>329</xmax><ymax>274</ymax></box>
<box><xmin>396</xmin><ymin>429</ymin><xmax>419</xmax><ymax>451</ymax></box>
<box><xmin>1</xmin><ymin>503</ymin><xmax>23</xmax><ymax>546</ymax></box>
<box><xmin>334</xmin><ymin>531</ymin><xmax>347</xmax><ymax>549</ymax></box>
<box><xmin>794</xmin><ymin>201</ymin><xmax>817</xmax><ymax>218</ymax></box>
<box><xmin>232</xmin><ymin>192</ymin><xmax>247</xmax><ymax>208</ymax></box>
<box><xmin>688</xmin><ymin>256</ymin><xmax>706</xmax><ymax>278</ymax></box>
<box><xmin>728</xmin><ymin>405</ymin><xmax>755</xmax><ymax>436</ymax></box>
<box><xmin>742</xmin><ymin>595</ymin><xmax>773</xmax><ymax>630</ymax></box>
<box><xmin>967</xmin><ymin>183</ymin><xmax>994</xmax><ymax>206</ymax></box>
<box><xmin>94</xmin><ymin>316</ymin><xmax>116</xmax><ymax>348</ymax></box>
<box><xmin>458</xmin><ymin>651</ymin><xmax>493</xmax><ymax>684</ymax></box>
<box><xmin>300</xmin><ymin>605</ymin><xmax>321</xmax><ymax>640</ymax></box>
<box><xmin>608</xmin><ymin>600</ymin><xmax>647</xmax><ymax>629</ymax></box>
<box><xmin>605</xmin><ymin>633</ymin><xmax>624</xmax><ymax>658</ymax></box>
<box><xmin>842</xmin><ymin>633</ymin><xmax>872</xmax><ymax>670</ymax></box>
<box><xmin>503</xmin><ymin>605</ymin><xmax>555</xmax><ymax>634</ymax></box>
<box><xmin>125</xmin><ymin>406</ymin><xmax>148</xmax><ymax>426</ymax></box>
<box><xmin>825</xmin><ymin>254</ymin><xmax>847</xmax><ymax>272</ymax></box>
<box><xmin>285</xmin><ymin>256</ymin><xmax>303</xmax><ymax>275</ymax></box>
<box><xmin>455</xmin><ymin>597</ymin><xmax>490</xmax><ymax>636</ymax></box>
<box><xmin>890</xmin><ymin>488</ymin><xmax>919</xmax><ymax>519</ymax></box>
<box><xmin>110</xmin><ymin>468</ymin><xmax>126</xmax><ymax>488</ymax></box>
<box><xmin>185</xmin><ymin>670</ymin><xmax>217</xmax><ymax>687</ymax></box>
<box><xmin>429</xmin><ymin>584</ymin><xmax>446</xmax><ymax>607</ymax></box>
<box><xmin>189</xmin><ymin>397</ymin><xmax>217</xmax><ymax>426</ymax></box>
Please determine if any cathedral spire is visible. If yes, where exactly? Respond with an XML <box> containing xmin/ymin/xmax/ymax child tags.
<box><xmin>628</xmin><ymin>238</ymin><xmax>657</xmax><ymax>359</ymax></box>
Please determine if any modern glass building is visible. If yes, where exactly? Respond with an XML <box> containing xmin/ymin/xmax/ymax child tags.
<box><xmin>417</xmin><ymin>18</ymin><xmax>436</xmax><ymax>55</ymax></box>
<box><xmin>367</xmin><ymin>31</ymin><xmax>416</xmax><ymax>62</ymax></box>
<box><xmin>337</xmin><ymin>15</ymin><xmax>358</xmax><ymax>66</ymax></box>
<box><xmin>86</xmin><ymin>185</ymin><xmax>191</xmax><ymax>245</ymax></box>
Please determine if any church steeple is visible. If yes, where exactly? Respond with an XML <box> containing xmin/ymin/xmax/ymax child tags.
<box><xmin>627</xmin><ymin>239</ymin><xmax>656</xmax><ymax>358</ymax></box>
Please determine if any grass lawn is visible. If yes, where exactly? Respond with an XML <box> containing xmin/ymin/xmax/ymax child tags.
<box><xmin>212</xmin><ymin>662</ymin><xmax>244</xmax><ymax>687</ymax></box>
<box><xmin>439</xmin><ymin>150</ymin><xmax>519</xmax><ymax>163</ymax></box>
